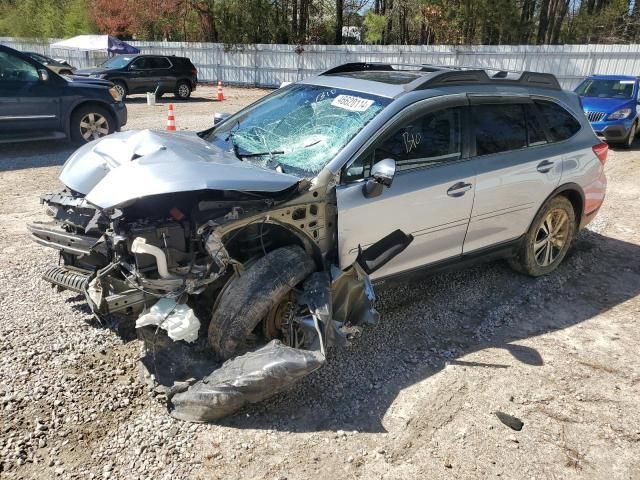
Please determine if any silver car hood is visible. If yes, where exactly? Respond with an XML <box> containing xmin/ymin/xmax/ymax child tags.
<box><xmin>60</xmin><ymin>129</ymin><xmax>301</xmax><ymax>209</ymax></box>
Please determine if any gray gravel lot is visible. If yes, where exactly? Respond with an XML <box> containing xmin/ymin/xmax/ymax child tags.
<box><xmin>1</xmin><ymin>85</ymin><xmax>639</xmax><ymax>479</ymax></box>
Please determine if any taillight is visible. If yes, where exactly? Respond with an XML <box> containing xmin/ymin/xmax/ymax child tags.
<box><xmin>191</xmin><ymin>67</ymin><xmax>197</xmax><ymax>77</ymax></box>
<box><xmin>592</xmin><ymin>142</ymin><xmax>608</xmax><ymax>165</ymax></box>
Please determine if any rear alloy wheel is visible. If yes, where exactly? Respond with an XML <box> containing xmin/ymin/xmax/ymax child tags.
<box><xmin>70</xmin><ymin>105</ymin><xmax>115</xmax><ymax>144</ymax></box>
<box><xmin>175</xmin><ymin>81</ymin><xmax>192</xmax><ymax>100</ymax></box>
<box><xmin>509</xmin><ymin>196</ymin><xmax>576</xmax><ymax>277</ymax></box>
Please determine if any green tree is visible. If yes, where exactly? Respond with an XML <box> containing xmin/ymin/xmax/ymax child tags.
<box><xmin>364</xmin><ymin>11</ymin><xmax>386</xmax><ymax>43</ymax></box>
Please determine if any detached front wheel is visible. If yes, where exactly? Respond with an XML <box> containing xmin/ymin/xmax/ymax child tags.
<box><xmin>509</xmin><ymin>196</ymin><xmax>576</xmax><ymax>277</ymax></box>
<box><xmin>208</xmin><ymin>245</ymin><xmax>315</xmax><ymax>361</ymax></box>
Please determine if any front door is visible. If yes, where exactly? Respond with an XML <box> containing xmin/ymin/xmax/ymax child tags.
<box><xmin>463</xmin><ymin>98</ymin><xmax>563</xmax><ymax>253</ymax></box>
<box><xmin>0</xmin><ymin>50</ymin><xmax>61</xmax><ymax>134</ymax></box>
<box><xmin>126</xmin><ymin>57</ymin><xmax>152</xmax><ymax>94</ymax></box>
<box><xmin>336</xmin><ymin>97</ymin><xmax>476</xmax><ymax>280</ymax></box>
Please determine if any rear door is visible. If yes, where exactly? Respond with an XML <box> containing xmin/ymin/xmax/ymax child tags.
<box><xmin>0</xmin><ymin>50</ymin><xmax>61</xmax><ymax>134</ymax></box>
<box><xmin>148</xmin><ymin>56</ymin><xmax>174</xmax><ymax>92</ymax></box>
<box><xmin>463</xmin><ymin>97</ymin><xmax>562</xmax><ymax>253</ymax></box>
<box><xmin>336</xmin><ymin>95</ymin><xmax>477</xmax><ymax>279</ymax></box>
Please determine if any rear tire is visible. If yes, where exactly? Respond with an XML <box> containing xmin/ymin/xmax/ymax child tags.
<box><xmin>69</xmin><ymin>105</ymin><xmax>115</xmax><ymax>144</ymax></box>
<box><xmin>208</xmin><ymin>246</ymin><xmax>315</xmax><ymax>361</ymax></box>
<box><xmin>174</xmin><ymin>81</ymin><xmax>192</xmax><ymax>100</ymax></box>
<box><xmin>508</xmin><ymin>196</ymin><xmax>576</xmax><ymax>277</ymax></box>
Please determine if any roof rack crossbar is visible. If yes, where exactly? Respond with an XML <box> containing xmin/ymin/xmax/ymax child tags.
<box><xmin>321</xmin><ymin>62</ymin><xmax>562</xmax><ymax>91</ymax></box>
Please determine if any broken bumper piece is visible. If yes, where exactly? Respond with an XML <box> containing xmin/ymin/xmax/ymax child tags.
<box><xmin>168</xmin><ymin>340</ymin><xmax>325</xmax><ymax>422</ymax></box>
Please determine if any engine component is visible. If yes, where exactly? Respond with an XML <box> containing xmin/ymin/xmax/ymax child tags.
<box><xmin>131</xmin><ymin>237</ymin><xmax>173</xmax><ymax>278</ymax></box>
<box><xmin>42</xmin><ymin>266</ymin><xmax>90</xmax><ymax>293</ymax></box>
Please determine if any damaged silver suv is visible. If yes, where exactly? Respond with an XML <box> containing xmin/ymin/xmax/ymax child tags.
<box><xmin>29</xmin><ymin>63</ymin><xmax>607</xmax><ymax>421</ymax></box>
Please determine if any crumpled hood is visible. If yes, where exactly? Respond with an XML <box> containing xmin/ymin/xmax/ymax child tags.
<box><xmin>60</xmin><ymin>129</ymin><xmax>301</xmax><ymax>209</ymax></box>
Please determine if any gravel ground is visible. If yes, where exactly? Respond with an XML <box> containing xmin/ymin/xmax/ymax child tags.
<box><xmin>1</xmin><ymin>85</ymin><xmax>639</xmax><ymax>479</ymax></box>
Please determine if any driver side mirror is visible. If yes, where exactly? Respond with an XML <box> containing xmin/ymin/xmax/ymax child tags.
<box><xmin>363</xmin><ymin>158</ymin><xmax>396</xmax><ymax>198</ymax></box>
<box><xmin>213</xmin><ymin>112</ymin><xmax>231</xmax><ymax>126</ymax></box>
<box><xmin>37</xmin><ymin>69</ymin><xmax>49</xmax><ymax>82</ymax></box>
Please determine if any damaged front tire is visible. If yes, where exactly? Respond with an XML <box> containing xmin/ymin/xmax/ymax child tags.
<box><xmin>208</xmin><ymin>245</ymin><xmax>315</xmax><ymax>360</ymax></box>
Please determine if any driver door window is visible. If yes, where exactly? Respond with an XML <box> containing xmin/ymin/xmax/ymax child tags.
<box><xmin>0</xmin><ymin>52</ymin><xmax>39</xmax><ymax>82</ymax></box>
<box><xmin>346</xmin><ymin>107</ymin><xmax>463</xmax><ymax>180</ymax></box>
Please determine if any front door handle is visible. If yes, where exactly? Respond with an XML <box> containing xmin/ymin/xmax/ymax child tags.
<box><xmin>447</xmin><ymin>182</ymin><xmax>473</xmax><ymax>197</ymax></box>
<box><xmin>537</xmin><ymin>160</ymin><xmax>555</xmax><ymax>173</ymax></box>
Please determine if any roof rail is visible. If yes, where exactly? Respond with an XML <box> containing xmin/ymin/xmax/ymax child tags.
<box><xmin>321</xmin><ymin>62</ymin><xmax>562</xmax><ymax>91</ymax></box>
<box><xmin>321</xmin><ymin>62</ymin><xmax>451</xmax><ymax>76</ymax></box>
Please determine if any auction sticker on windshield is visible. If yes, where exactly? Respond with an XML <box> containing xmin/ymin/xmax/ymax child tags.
<box><xmin>331</xmin><ymin>95</ymin><xmax>375</xmax><ymax>112</ymax></box>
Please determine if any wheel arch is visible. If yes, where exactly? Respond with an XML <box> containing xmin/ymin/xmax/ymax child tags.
<box><xmin>531</xmin><ymin>183</ymin><xmax>585</xmax><ymax>232</ymax></box>
<box><xmin>221</xmin><ymin>218</ymin><xmax>324</xmax><ymax>270</ymax></box>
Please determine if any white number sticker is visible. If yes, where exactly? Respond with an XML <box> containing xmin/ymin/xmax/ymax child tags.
<box><xmin>620</xmin><ymin>80</ymin><xmax>635</xmax><ymax>84</ymax></box>
<box><xmin>331</xmin><ymin>95</ymin><xmax>374</xmax><ymax>112</ymax></box>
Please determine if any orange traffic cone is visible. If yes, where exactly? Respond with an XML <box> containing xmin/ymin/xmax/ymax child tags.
<box><xmin>216</xmin><ymin>81</ymin><xmax>225</xmax><ymax>101</ymax></box>
<box><xmin>166</xmin><ymin>104</ymin><xmax>176</xmax><ymax>131</ymax></box>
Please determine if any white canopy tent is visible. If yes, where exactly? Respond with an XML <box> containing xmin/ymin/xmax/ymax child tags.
<box><xmin>50</xmin><ymin>35</ymin><xmax>140</xmax><ymax>54</ymax></box>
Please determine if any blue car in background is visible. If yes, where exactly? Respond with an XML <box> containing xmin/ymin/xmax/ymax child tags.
<box><xmin>574</xmin><ymin>75</ymin><xmax>640</xmax><ymax>148</ymax></box>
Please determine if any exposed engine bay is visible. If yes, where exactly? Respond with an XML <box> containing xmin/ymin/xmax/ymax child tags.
<box><xmin>29</xmin><ymin>173</ymin><xmax>412</xmax><ymax>421</ymax></box>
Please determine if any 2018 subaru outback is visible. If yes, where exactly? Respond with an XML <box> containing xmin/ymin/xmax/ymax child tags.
<box><xmin>28</xmin><ymin>63</ymin><xmax>607</xmax><ymax>421</ymax></box>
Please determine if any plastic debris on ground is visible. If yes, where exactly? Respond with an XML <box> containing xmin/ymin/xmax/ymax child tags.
<box><xmin>135</xmin><ymin>298</ymin><xmax>201</xmax><ymax>343</ymax></box>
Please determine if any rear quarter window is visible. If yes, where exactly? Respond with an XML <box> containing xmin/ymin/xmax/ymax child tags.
<box><xmin>534</xmin><ymin>100</ymin><xmax>581</xmax><ymax>142</ymax></box>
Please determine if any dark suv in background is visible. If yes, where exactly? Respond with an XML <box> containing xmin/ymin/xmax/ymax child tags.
<box><xmin>0</xmin><ymin>44</ymin><xmax>126</xmax><ymax>144</ymax></box>
<box><xmin>74</xmin><ymin>54</ymin><xmax>198</xmax><ymax>100</ymax></box>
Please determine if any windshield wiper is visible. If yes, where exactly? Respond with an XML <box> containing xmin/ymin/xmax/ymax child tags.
<box><xmin>237</xmin><ymin>150</ymin><xmax>285</xmax><ymax>158</ymax></box>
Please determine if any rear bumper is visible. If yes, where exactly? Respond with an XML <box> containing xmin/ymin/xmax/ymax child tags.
<box><xmin>580</xmin><ymin>170</ymin><xmax>607</xmax><ymax>229</ymax></box>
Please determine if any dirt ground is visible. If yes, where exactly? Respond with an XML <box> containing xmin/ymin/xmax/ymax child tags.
<box><xmin>0</xmin><ymin>85</ymin><xmax>639</xmax><ymax>480</ymax></box>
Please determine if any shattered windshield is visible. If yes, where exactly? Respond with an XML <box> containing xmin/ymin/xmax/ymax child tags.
<box><xmin>205</xmin><ymin>84</ymin><xmax>391</xmax><ymax>177</ymax></box>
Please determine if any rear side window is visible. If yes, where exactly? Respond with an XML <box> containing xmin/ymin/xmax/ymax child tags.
<box><xmin>149</xmin><ymin>57</ymin><xmax>171</xmax><ymax>69</ymax></box>
<box><xmin>525</xmin><ymin>104</ymin><xmax>548</xmax><ymax>146</ymax></box>
<box><xmin>473</xmin><ymin>104</ymin><xmax>527</xmax><ymax>156</ymax></box>
<box><xmin>534</xmin><ymin>100</ymin><xmax>581</xmax><ymax>142</ymax></box>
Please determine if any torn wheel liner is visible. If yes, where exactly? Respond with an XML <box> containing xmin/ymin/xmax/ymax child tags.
<box><xmin>168</xmin><ymin>340</ymin><xmax>325</xmax><ymax>422</ymax></box>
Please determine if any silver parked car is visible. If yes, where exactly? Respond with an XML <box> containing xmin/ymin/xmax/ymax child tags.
<box><xmin>28</xmin><ymin>63</ymin><xmax>607</xmax><ymax>421</ymax></box>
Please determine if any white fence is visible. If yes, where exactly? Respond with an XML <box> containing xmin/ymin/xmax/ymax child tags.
<box><xmin>3</xmin><ymin>37</ymin><xmax>640</xmax><ymax>89</ymax></box>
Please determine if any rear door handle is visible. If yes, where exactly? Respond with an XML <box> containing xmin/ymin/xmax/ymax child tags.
<box><xmin>447</xmin><ymin>182</ymin><xmax>473</xmax><ymax>197</ymax></box>
<box><xmin>537</xmin><ymin>160</ymin><xmax>555</xmax><ymax>173</ymax></box>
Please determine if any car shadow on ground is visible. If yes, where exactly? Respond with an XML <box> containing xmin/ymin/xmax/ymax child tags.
<box><xmin>209</xmin><ymin>229</ymin><xmax>639</xmax><ymax>433</ymax></box>
<box><xmin>125</xmin><ymin>95</ymin><xmax>216</xmax><ymax>104</ymax></box>
<box><xmin>0</xmin><ymin>141</ymin><xmax>75</xmax><ymax>172</ymax></box>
